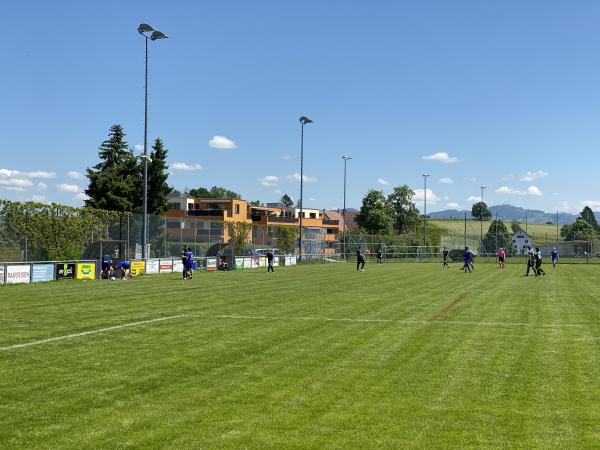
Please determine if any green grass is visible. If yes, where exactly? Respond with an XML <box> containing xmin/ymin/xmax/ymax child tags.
<box><xmin>2</xmin><ymin>263</ymin><xmax>600</xmax><ymax>448</ymax></box>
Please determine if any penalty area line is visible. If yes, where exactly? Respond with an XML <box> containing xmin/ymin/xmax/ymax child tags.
<box><xmin>0</xmin><ymin>314</ymin><xmax>187</xmax><ymax>352</ymax></box>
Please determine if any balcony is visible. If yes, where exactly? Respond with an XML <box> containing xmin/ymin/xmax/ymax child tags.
<box><xmin>322</xmin><ymin>219</ymin><xmax>339</xmax><ymax>225</ymax></box>
<box><xmin>186</xmin><ymin>209</ymin><xmax>226</xmax><ymax>217</ymax></box>
<box><xmin>267</xmin><ymin>216</ymin><xmax>298</xmax><ymax>224</ymax></box>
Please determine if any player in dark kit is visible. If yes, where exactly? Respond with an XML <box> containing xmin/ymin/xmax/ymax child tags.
<box><xmin>462</xmin><ymin>247</ymin><xmax>472</xmax><ymax>273</ymax></box>
<box><xmin>266</xmin><ymin>250</ymin><xmax>275</xmax><ymax>272</ymax></box>
<box><xmin>101</xmin><ymin>254</ymin><xmax>112</xmax><ymax>279</ymax></box>
<box><xmin>442</xmin><ymin>247</ymin><xmax>450</xmax><ymax>267</ymax></box>
<box><xmin>525</xmin><ymin>245</ymin><xmax>536</xmax><ymax>276</ymax></box>
<box><xmin>551</xmin><ymin>247</ymin><xmax>558</xmax><ymax>268</ymax></box>
<box><xmin>181</xmin><ymin>246</ymin><xmax>188</xmax><ymax>279</ymax></box>
<box><xmin>376</xmin><ymin>247</ymin><xmax>383</xmax><ymax>264</ymax></box>
<box><xmin>184</xmin><ymin>247</ymin><xmax>194</xmax><ymax>279</ymax></box>
<box><xmin>534</xmin><ymin>247</ymin><xmax>545</xmax><ymax>276</ymax></box>
<box><xmin>356</xmin><ymin>248</ymin><xmax>365</xmax><ymax>272</ymax></box>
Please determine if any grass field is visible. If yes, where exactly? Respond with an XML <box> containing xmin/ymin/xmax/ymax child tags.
<box><xmin>2</xmin><ymin>262</ymin><xmax>600</xmax><ymax>448</ymax></box>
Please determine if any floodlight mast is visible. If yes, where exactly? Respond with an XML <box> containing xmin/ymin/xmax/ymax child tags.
<box><xmin>138</xmin><ymin>23</ymin><xmax>167</xmax><ymax>259</ymax></box>
<box><xmin>298</xmin><ymin>116</ymin><xmax>313</xmax><ymax>262</ymax></box>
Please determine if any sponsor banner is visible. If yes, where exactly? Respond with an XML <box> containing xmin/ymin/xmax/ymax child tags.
<box><xmin>130</xmin><ymin>260</ymin><xmax>145</xmax><ymax>276</ymax></box>
<box><xmin>159</xmin><ymin>259</ymin><xmax>173</xmax><ymax>273</ymax></box>
<box><xmin>252</xmin><ymin>256</ymin><xmax>259</xmax><ymax>268</ymax></box>
<box><xmin>234</xmin><ymin>257</ymin><xmax>244</xmax><ymax>269</ymax></box>
<box><xmin>0</xmin><ymin>265</ymin><xmax>5</xmax><ymax>284</ymax></box>
<box><xmin>173</xmin><ymin>260</ymin><xmax>184</xmax><ymax>273</ymax></box>
<box><xmin>285</xmin><ymin>256</ymin><xmax>292</xmax><ymax>266</ymax></box>
<box><xmin>31</xmin><ymin>263</ymin><xmax>54</xmax><ymax>282</ymax></box>
<box><xmin>55</xmin><ymin>263</ymin><xmax>76</xmax><ymax>280</ymax></box>
<box><xmin>272</xmin><ymin>257</ymin><xmax>279</xmax><ymax>267</ymax></box>
<box><xmin>6</xmin><ymin>264</ymin><xmax>31</xmax><ymax>284</ymax></box>
<box><xmin>146</xmin><ymin>259</ymin><xmax>159</xmax><ymax>274</ymax></box>
<box><xmin>243</xmin><ymin>257</ymin><xmax>253</xmax><ymax>269</ymax></box>
<box><xmin>206</xmin><ymin>258</ymin><xmax>217</xmax><ymax>271</ymax></box>
<box><xmin>290</xmin><ymin>255</ymin><xmax>297</xmax><ymax>266</ymax></box>
<box><xmin>258</xmin><ymin>257</ymin><xmax>266</xmax><ymax>268</ymax></box>
<box><xmin>77</xmin><ymin>262</ymin><xmax>96</xmax><ymax>280</ymax></box>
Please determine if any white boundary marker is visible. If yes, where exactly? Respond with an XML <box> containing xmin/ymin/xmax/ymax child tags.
<box><xmin>0</xmin><ymin>314</ymin><xmax>187</xmax><ymax>351</ymax></box>
<box><xmin>1</xmin><ymin>313</ymin><xmax>596</xmax><ymax>352</ymax></box>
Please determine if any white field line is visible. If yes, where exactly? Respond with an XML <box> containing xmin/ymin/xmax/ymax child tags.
<box><xmin>2</xmin><ymin>314</ymin><xmax>596</xmax><ymax>352</ymax></box>
<box><xmin>0</xmin><ymin>314</ymin><xmax>187</xmax><ymax>351</ymax></box>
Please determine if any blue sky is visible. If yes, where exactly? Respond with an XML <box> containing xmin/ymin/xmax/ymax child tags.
<box><xmin>1</xmin><ymin>0</ymin><xmax>600</xmax><ymax>213</ymax></box>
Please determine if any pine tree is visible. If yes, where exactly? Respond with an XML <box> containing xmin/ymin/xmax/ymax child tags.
<box><xmin>146</xmin><ymin>138</ymin><xmax>173</xmax><ymax>215</ymax></box>
<box><xmin>85</xmin><ymin>125</ymin><xmax>140</xmax><ymax>212</ymax></box>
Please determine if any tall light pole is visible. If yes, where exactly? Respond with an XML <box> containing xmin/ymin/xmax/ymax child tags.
<box><xmin>480</xmin><ymin>185</ymin><xmax>486</xmax><ymax>254</ymax></box>
<box><xmin>138</xmin><ymin>23</ymin><xmax>168</xmax><ymax>259</ymax></box>
<box><xmin>298</xmin><ymin>116</ymin><xmax>313</xmax><ymax>262</ymax></box>
<box><xmin>342</xmin><ymin>155</ymin><xmax>352</xmax><ymax>259</ymax></box>
<box><xmin>422</xmin><ymin>174</ymin><xmax>430</xmax><ymax>252</ymax></box>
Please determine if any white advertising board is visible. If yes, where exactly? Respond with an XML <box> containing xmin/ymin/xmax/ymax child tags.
<box><xmin>146</xmin><ymin>259</ymin><xmax>160</xmax><ymax>274</ymax></box>
<box><xmin>172</xmin><ymin>260</ymin><xmax>184</xmax><ymax>273</ymax></box>
<box><xmin>6</xmin><ymin>264</ymin><xmax>31</xmax><ymax>284</ymax></box>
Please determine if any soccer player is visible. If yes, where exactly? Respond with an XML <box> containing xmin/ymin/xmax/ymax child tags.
<box><xmin>101</xmin><ymin>254</ymin><xmax>112</xmax><ymax>279</ymax></box>
<box><xmin>442</xmin><ymin>247</ymin><xmax>450</xmax><ymax>267</ymax></box>
<box><xmin>118</xmin><ymin>260</ymin><xmax>131</xmax><ymax>279</ymax></box>
<box><xmin>551</xmin><ymin>247</ymin><xmax>558</xmax><ymax>268</ymax></box>
<box><xmin>535</xmin><ymin>247</ymin><xmax>545</xmax><ymax>276</ymax></box>
<box><xmin>462</xmin><ymin>247</ymin><xmax>472</xmax><ymax>273</ymax></box>
<box><xmin>525</xmin><ymin>245</ymin><xmax>536</xmax><ymax>276</ymax></box>
<box><xmin>266</xmin><ymin>250</ymin><xmax>275</xmax><ymax>273</ymax></box>
<box><xmin>181</xmin><ymin>246</ymin><xmax>188</xmax><ymax>279</ymax></box>
<box><xmin>376</xmin><ymin>247</ymin><xmax>383</xmax><ymax>264</ymax></box>
<box><xmin>185</xmin><ymin>247</ymin><xmax>194</xmax><ymax>280</ymax></box>
<box><xmin>356</xmin><ymin>248</ymin><xmax>365</xmax><ymax>272</ymax></box>
<box><xmin>468</xmin><ymin>248</ymin><xmax>475</xmax><ymax>271</ymax></box>
<box><xmin>497</xmin><ymin>247</ymin><xmax>506</xmax><ymax>269</ymax></box>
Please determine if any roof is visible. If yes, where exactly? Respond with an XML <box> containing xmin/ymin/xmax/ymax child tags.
<box><xmin>512</xmin><ymin>228</ymin><xmax>534</xmax><ymax>239</ymax></box>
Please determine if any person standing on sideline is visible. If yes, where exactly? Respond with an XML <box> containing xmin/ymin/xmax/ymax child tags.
<box><xmin>442</xmin><ymin>247</ymin><xmax>450</xmax><ymax>267</ymax></box>
<box><xmin>534</xmin><ymin>247</ymin><xmax>545</xmax><ymax>276</ymax></box>
<box><xmin>498</xmin><ymin>247</ymin><xmax>506</xmax><ymax>269</ymax></box>
<box><xmin>551</xmin><ymin>247</ymin><xmax>559</xmax><ymax>268</ymax></box>
<box><xmin>462</xmin><ymin>247</ymin><xmax>472</xmax><ymax>273</ymax></box>
<box><xmin>376</xmin><ymin>247</ymin><xmax>383</xmax><ymax>264</ymax></box>
<box><xmin>266</xmin><ymin>250</ymin><xmax>275</xmax><ymax>273</ymax></box>
<box><xmin>101</xmin><ymin>254</ymin><xmax>112</xmax><ymax>279</ymax></box>
<box><xmin>525</xmin><ymin>245</ymin><xmax>536</xmax><ymax>276</ymax></box>
<box><xmin>356</xmin><ymin>248</ymin><xmax>366</xmax><ymax>272</ymax></box>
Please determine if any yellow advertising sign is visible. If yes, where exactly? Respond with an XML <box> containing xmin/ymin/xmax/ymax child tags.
<box><xmin>77</xmin><ymin>262</ymin><xmax>96</xmax><ymax>280</ymax></box>
<box><xmin>131</xmin><ymin>260</ymin><xmax>145</xmax><ymax>276</ymax></box>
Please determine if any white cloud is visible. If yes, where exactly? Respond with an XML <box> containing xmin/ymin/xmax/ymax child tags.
<box><xmin>309</xmin><ymin>197</ymin><xmax>316</xmax><ymax>201</ymax></box>
<box><xmin>446</xmin><ymin>202</ymin><xmax>461</xmax><ymax>209</ymax></box>
<box><xmin>282</xmin><ymin>155</ymin><xmax>292</xmax><ymax>160</ymax></box>
<box><xmin>274</xmin><ymin>189</ymin><xmax>282</xmax><ymax>194</ymax></box>
<box><xmin>438</xmin><ymin>177</ymin><xmax>453</xmax><ymax>184</ymax></box>
<box><xmin>56</xmin><ymin>183</ymin><xmax>80</xmax><ymax>193</ymax></box>
<box><xmin>422</xmin><ymin>152</ymin><xmax>459</xmax><ymax>164</ymax></box>
<box><xmin>0</xmin><ymin>178</ymin><xmax>34</xmax><ymax>188</ymax></box>
<box><xmin>413</xmin><ymin>188</ymin><xmax>440</xmax><ymax>204</ymax></box>
<box><xmin>36</xmin><ymin>182</ymin><xmax>48</xmax><ymax>191</ymax></box>
<box><xmin>259</xmin><ymin>175</ymin><xmax>279</xmax><ymax>187</ymax></box>
<box><xmin>68</xmin><ymin>171</ymin><xmax>85</xmax><ymax>180</ymax></box>
<box><xmin>134</xmin><ymin>144</ymin><xmax>144</xmax><ymax>152</ymax></box>
<box><xmin>495</xmin><ymin>185</ymin><xmax>543</xmax><ymax>196</ymax></box>
<box><xmin>468</xmin><ymin>177</ymin><xmax>477</xmax><ymax>182</ymax></box>
<box><xmin>29</xmin><ymin>195</ymin><xmax>48</xmax><ymax>203</ymax></box>
<box><xmin>0</xmin><ymin>169</ymin><xmax>56</xmax><ymax>179</ymax></box>
<box><xmin>520</xmin><ymin>170</ymin><xmax>548</xmax><ymax>182</ymax></box>
<box><xmin>286</xmin><ymin>173</ymin><xmax>317</xmax><ymax>182</ymax></box>
<box><xmin>170</xmin><ymin>162</ymin><xmax>203</xmax><ymax>171</ymax></box>
<box><xmin>209</xmin><ymin>135</ymin><xmax>237</xmax><ymax>149</ymax></box>
<box><xmin>377</xmin><ymin>178</ymin><xmax>389</xmax><ymax>186</ymax></box>
<box><xmin>581</xmin><ymin>200</ymin><xmax>600</xmax><ymax>209</ymax></box>
<box><xmin>74</xmin><ymin>192</ymin><xmax>90</xmax><ymax>201</ymax></box>
<box><xmin>467</xmin><ymin>195</ymin><xmax>481</xmax><ymax>202</ymax></box>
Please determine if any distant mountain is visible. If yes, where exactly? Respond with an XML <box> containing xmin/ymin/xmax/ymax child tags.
<box><xmin>429</xmin><ymin>204</ymin><xmax>588</xmax><ymax>225</ymax></box>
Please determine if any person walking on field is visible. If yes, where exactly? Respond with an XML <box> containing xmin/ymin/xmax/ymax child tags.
<box><xmin>551</xmin><ymin>247</ymin><xmax>559</xmax><ymax>268</ymax></box>
<box><xmin>181</xmin><ymin>246</ymin><xmax>188</xmax><ymax>280</ymax></box>
<box><xmin>525</xmin><ymin>245</ymin><xmax>536</xmax><ymax>276</ymax></box>
<box><xmin>442</xmin><ymin>247</ymin><xmax>450</xmax><ymax>267</ymax></box>
<box><xmin>376</xmin><ymin>247</ymin><xmax>383</xmax><ymax>264</ymax></box>
<box><xmin>266</xmin><ymin>250</ymin><xmax>275</xmax><ymax>273</ymax></box>
<box><xmin>534</xmin><ymin>247</ymin><xmax>545</xmax><ymax>276</ymax></box>
<box><xmin>462</xmin><ymin>247</ymin><xmax>472</xmax><ymax>273</ymax></box>
<box><xmin>498</xmin><ymin>247</ymin><xmax>506</xmax><ymax>269</ymax></box>
<box><xmin>356</xmin><ymin>248</ymin><xmax>366</xmax><ymax>272</ymax></box>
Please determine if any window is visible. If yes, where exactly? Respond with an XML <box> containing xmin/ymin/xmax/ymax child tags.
<box><xmin>309</xmin><ymin>213</ymin><xmax>316</xmax><ymax>219</ymax></box>
<box><xmin>235</xmin><ymin>204</ymin><xmax>240</xmax><ymax>214</ymax></box>
<box><xmin>167</xmin><ymin>221</ymin><xmax>180</xmax><ymax>229</ymax></box>
<box><xmin>168</xmin><ymin>202</ymin><xmax>181</xmax><ymax>210</ymax></box>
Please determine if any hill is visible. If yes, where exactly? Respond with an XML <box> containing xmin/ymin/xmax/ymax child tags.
<box><xmin>429</xmin><ymin>204</ymin><xmax>585</xmax><ymax>225</ymax></box>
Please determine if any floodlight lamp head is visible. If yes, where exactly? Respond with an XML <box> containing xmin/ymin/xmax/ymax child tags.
<box><xmin>342</xmin><ymin>155</ymin><xmax>352</xmax><ymax>160</ymax></box>
<box><xmin>138</xmin><ymin>23</ymin><xmax>155</xmax><ymax>34</ymax></box>
<box><xmin>150</xmin><ymin>31</ymin><xmax>168</xmax><ymax>40</ymax></box>
<box><xmin>299</xmin><ymin>116</ymin><xmax>313</xmax><ymax>125</ymax></box>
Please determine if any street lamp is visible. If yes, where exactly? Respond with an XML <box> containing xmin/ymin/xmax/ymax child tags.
<box><xmin>298</xmin><ymin>116</ymin><xmax>313</xmax><ymax>262</ymax></box>
<box><xmin>480</xmin><ymin>185</ymin><xmax>486</xmax><ymax>254</ymax></box>
<box><xmin>422</xmin><ymin>174</ymin><xmax>430</xmax><ymax>253</ymax></box>
<box><xmin>138</xmin><ymin>23</ymin><xmax>168</xmax><ymax>260</ymax></box>
<box><xmin>342</xmin><ymin>155</ymin><xmax>352</xmax><ymax>259</ymax></box>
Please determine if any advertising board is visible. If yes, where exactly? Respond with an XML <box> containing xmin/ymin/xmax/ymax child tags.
<box><xmin>0</xmin><ymin>265</ymin><xmax>5</xmax><ymax>284</ymax></box>
<box><xmin>6</xmin><ymin>264</ymin><xmax>31</xmax><ymax>284</ymax></box>
<box><xmin>31</xmin><ymin>263</ymin><xmax>54</xmax><ymax>282</ymax></box>
<box><xmin>130</xmin><ymin>260</ymin><xmax>145</xmax><ymax>276</ymax></box>
<box><xmin>252</xmin><ymin>256</ymin><xmax>259</xmax><ymax>268</ymax></box>
<box><xmin>55</xmin><ymin>263</ymin><xmax>76</xmax><ymax>280</ymax></box>
<box><xmin>159</xmin><ymin>259</ymin><xmax>173</xmax><ymax>273</ymax></box>
<box><xmin>234</xmin><ymin>257</ymin><xmax>244</xmax><ymax>269</ymax></box>
<box><xmin>206</xmin><ymin>258</ymin><xmax>217</xmax><ymax>271</ymax></box>
<box><xmin>172</xmin><ymin>260</ymin><xmax>184</xmax><ymax>273</ymax></box>
<box><xmin>258</xmin><ymin>257</ymin><xmax>266</xmax><ymax>268</ymax></box>
<box><xmin>146</xmin><ymin>259</ymin><xmax>159</xmax><ymax>274</ymax></box>
<box><xmin>243</xmin><ymin>257</ymin><xmax>253</xmax><ymax>269</ymax></box>
<box><xmin>77</xmin><ymin>262</ymin><xmax>96</xmax><ymax>280</ymax></box>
